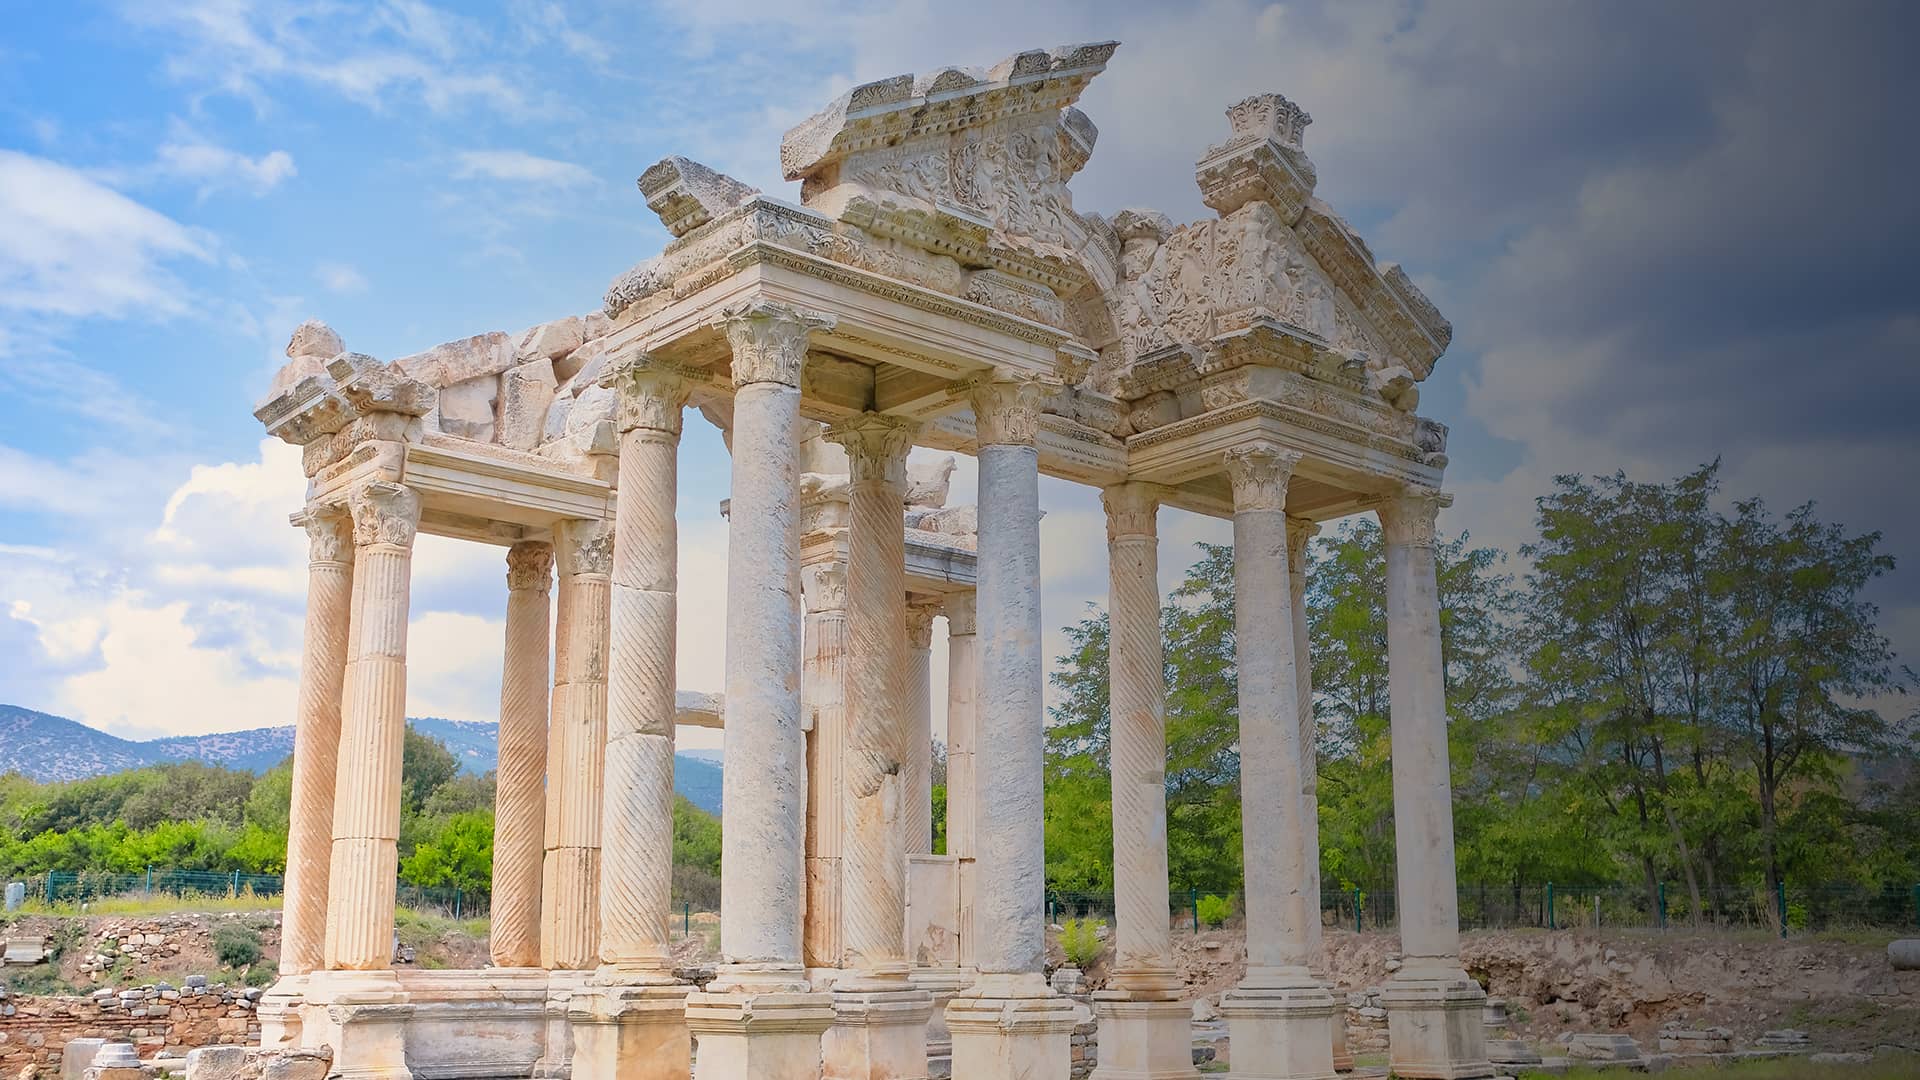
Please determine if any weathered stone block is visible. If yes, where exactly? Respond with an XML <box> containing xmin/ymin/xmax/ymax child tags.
<box><xmin>497</xmin><ymin>360</ymin><xmax>557</xmax><ymax>450</ymax></box>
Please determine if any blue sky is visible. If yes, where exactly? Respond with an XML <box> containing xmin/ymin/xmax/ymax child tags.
<box><xmin>2</xmin><ymin>1</ymin><xmax>1916</xmax><ymax>746</ymax></box>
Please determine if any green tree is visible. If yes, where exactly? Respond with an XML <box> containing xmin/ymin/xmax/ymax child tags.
<box><xmin>399</xmin><ymin>810</ymin><xmax>494</xmax><ymax>892</ymax></box>
<box><xmin>401</xmin><ymin>728</ymin><xmax>461</xmax><ymax>813</ymax></box>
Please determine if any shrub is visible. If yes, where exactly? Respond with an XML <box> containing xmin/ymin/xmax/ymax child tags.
<box><xmin>213</xmin><ymin>922</ymin><xmax>263</xmax><ymax>969</ymax></box>
<box><xmin>1058</xmin><ymin>918</ymin><xmax>1104</xmax><ymax>968</ymax></box>
<box><xmin>1196</xmin><ymin>893</ymin><xmax>1232</xmax><ymax>928</ymax></box>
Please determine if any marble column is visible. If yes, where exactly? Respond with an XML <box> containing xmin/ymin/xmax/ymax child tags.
<box><xmin>685</xmin><ymin>301</ymin><xmax>835</xmax><ymax>1080</ymax></box>
<box><xmin>803</xmin><ymin>561</ymin><xmax>850</xmax><ymax>972</ymax></box>
<box><xmin>1092</xmin><ymin>483</ymin><xmax>1196</xmax><ymax>1080</ymax></box>
<box><xmin>946</xmin><ymin>378</ymin><xmax>1079</xmax><ymax>1080</ymax></box>
<box><xmin>280</xmin><ymin>507</ymin><xmax>354</xmax><ymax>982</ymax></box>
<box><xmin>493</xmin><ymin>542</ymin><xmax>553</xmax><ymax>970</ymax></box>
<box><xmin>572</xmin><ymin>359</ymin><xmax>695</xmax><ymax>1080</ymax></box>
<box><xmin>1376</xmin><ymin>492</ymin><xmax>1491</xmax><ymax>1080</ymax></box>
<box><xmin>323</xmin><ymin>480</ymin><xmax>421</xmax><ymax>972</ymax></box>
<box><xmin>820</xmin><ymin>413</ymin><xmax>933</xmax><ymax>1079</ymax></box>
<box><xmin>904</xmin><ymin>601</ymin><xmax>938</xmax><ymax>858</ymax></box>
<box><xmin>942</xmin><ymin>596</ymin><xmax>979</xmax><ymax>972</ymax></box>
<box><xmin>1220</xmin><ymin>446</ymin><xmax>1338</xmax><ymax>1080</ymax></box>
<box><xmin>543</xmin><ymin>518</ymin><xmax>613</xmax><ymax>972</ymax></box>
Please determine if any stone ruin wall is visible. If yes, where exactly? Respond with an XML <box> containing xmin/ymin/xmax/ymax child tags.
<box><xmin>0</xmin><ymin>981</ymin><xmax>263</xmax><ymax>1073</ymax></box>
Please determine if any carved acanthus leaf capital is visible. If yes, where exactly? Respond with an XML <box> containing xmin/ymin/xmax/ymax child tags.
<box><xmin>348</xmin><ymin>481</ymin><xmax>421</xmax><ymax>549</ymax></box>
<box><xmin>968</xmin><ymin>376</ymin><xmax>1051</xmax><ymax>447</ymax></box>
<box><xmin>300</xmin><ymin>506</ymin><xmax>354</xmax><ymax>564</ymax></box>
<box><xmin>505</xmin><ymin>542</ymin><xmax>555</xmax><ymax>592</ymax></box>
<box><xmin>1222</xmin><ymin>444</ymin><xmax>1302</xmax><ymax>514</ymax></box>
<box><xmin>1286</xmin><ymin>515</ymin><xmax>1322</xmax><ymax>550</ymax></box>
<box><xmin>802</xmin><ymin>561</ymin><xmax>848</xmax><ymax>613</ymax></box>
<box><xmin>943</xmin><ymin>593</ymin><xmax>977</xmax><ymax>636</ymax></box>
<box><xmin>1375</xmin><ymin>489</ymin><xmax>1445</xmax><ymax>549</ymax></box>
<box><xmin>1102</xmin><ymin>483</ymin><xmax>1161</xmax><ymax>542</ymax></box>
<box><xmin>905</xmin><ymin>601</ymin><xmax>939</xmax><ymax>649</ymax></box>
<box><xmin>603</xmin><ymin>352</ymin><xmax>695</xmax><ymax>434</ymax></box>
<box><xmin>556</xmin><ymin>519</ymin><xmax>615</xmax><ymax>576</ymax></box>
<box><xmin>824</xmin><ymin>413</ymin><xmax>916</xmax><ymax>487</ymax></box>
<box><xmin>722</xmin><ymin>300</ymin><xmax>834</xmax><ymax>389</ymax></box>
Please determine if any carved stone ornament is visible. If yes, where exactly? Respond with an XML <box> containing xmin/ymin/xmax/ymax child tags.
<box><xmin>1102</xmin><ymin>483</ymin><xmax>1160</xmax><ymax>542</ymax></box>
<box><xmin>943</xmin><ymin>593</ymin><xmax>977</xmax><ymax>636</ymax></box>
<box><xmin>968</xmin><ymin>376</ymin><xmax>1050</xmax><ymax>447</ymax></box>
<box><xmin>602</xmin><ymin>352</ymin><xmax>694</xmax><ymax>434</ymax></box>
<box><xmin>905</xmin><ymin>602</ymin><xmax>939</xmax><ymax>649</ymax></box>
<box><xmin>348</xmin><ymin>481</ymin><xmax>422</xmax><ymax>548</ymax></box>
<box><xmin>825</xmin><ymin>413</ymin><xmax>916</xmax><ymax>487</ymax></box>
<box><xmin>637</xmin><ymin>156</ymin><xmax>760</xmax><ymax>239</ymax></box>
<box><xmin>1286</xmin><ymin>515</ymin><xmax>1322</xmax><ymax>551</ymax></box>
<box><xmin>301</xmin><ymin>506</ymin><xmax>354</xmax><ymax>564</ymax></box>
<box><xmin>1221</xmin><ymin>444</ymin><xmax>1302</xmax><ymax>513</ymax></box>
<box><xmin>558</xmin><ymin>519</ymin><xmax>615</xmax><ymax>576</ymax></box>
<box><xmin>505</xmin><ymin>541</ymin><xmax>555</xmax><ymax>592</ymax></box>
<box><xmin>721</xmin><ymin>300</ymin><xmax>835</xmax><ymax>389</ymax></box>
<box><xmin>1375</xmin><ymin>490</ymin><xmax>1445</xmax><ymax>549</ymax></box>
<box><xmin>802</xmin><ymin>561</ymin><xmax>849</xmax><ymax>612</ymax></box>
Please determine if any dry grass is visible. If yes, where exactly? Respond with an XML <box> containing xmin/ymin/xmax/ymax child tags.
<box><xmin>1524</xmin><ymin>1052</ymin><xmax>1920</xmax><ymax>1079</ymax></box>
<box><xmin>7</xmin><ymin>888</ymin><xmax>280</xmax><ymax>917</ymax></box>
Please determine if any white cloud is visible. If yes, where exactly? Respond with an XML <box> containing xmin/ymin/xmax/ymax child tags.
<box><xmin>0</xmin><ymin>150</ymin><xmax>210</xmax><ymax>320</ymax></box>
<box><xmin>315</xmin><ymin>261</ymin><xmax>369</xmax><ymax>294</ymax></box>
<box><xmin>453</xmin><ymin>150</ymin><xmax>596</xmax><ymax>188</ymax></box>
<box><xmin>154</xmin><ymin>140</ymin><xmax>296</xmax><ymax>198</ymax></box>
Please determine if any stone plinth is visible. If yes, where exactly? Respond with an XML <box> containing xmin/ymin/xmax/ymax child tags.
<box><xmin>1379</xmin><ymin>971</ymin><xmax>1492</xmax><ymax>1080</ymax></box>
<box><xmin>1219</xmin><ymin>985</ymin><xmax>1340</xmax><ymax>1080</ymax></box>
<box><xmin>1090</xmin><ymin>995</ymin><xmax>1198</xmax><ymax>1080</ymax></box>
<box><xmin>947</xmin><ymin>975</ymin><xmax>1083</xmax><ymax>1080</ymax></box>
<box><xmin>569</xmin><ymin>983</ymin><xmax>694</xmax><ymax>1080</ymax></box>
<box><xmin>685</xmin><ymin>991</ymin><xmax>836</xmax><ymax>1080</ymax></box>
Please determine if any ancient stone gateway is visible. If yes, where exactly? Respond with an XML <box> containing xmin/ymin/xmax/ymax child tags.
<box><xmin>252</xmin><ymin>41</ymin><xmax>1483</xmax><ymax>1080</ymax></box>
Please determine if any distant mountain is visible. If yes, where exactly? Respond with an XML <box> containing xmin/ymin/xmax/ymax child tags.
<box><xmin>0</xmin><ymin>704</ymin><xmax>723</xmax><ymax>815</ymax></box>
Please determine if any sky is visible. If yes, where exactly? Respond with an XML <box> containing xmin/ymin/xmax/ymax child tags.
<box><xmin>2</xmin><ymin>1</ymin><xmax>1917</xmax><ymax>752</ymax></box>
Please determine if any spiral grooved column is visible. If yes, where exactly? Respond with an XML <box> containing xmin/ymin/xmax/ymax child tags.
<box><xmin>1377</xmin><ymin>493</ymin><xmax>1490</xmax><ymax>1080</ymax></box>
<box><xmin>686</xmin><ymin>300</ymin><xmax>835</xmax><ymax>1080</ymax></box>
<box><xmin>324</xmin><ymin>481</ymin><xmax>419</xmax><ymax>972</ymax></box>
<box><xmin>1288</xmin><ymin>516</ymin><xmax>1348</xmax><ymax>1072</ymax></box>
<box><xmin>493</xmin><ymin>543</ymin><xmax>554</xmax><ymax>969</ymax></box>
<box><xmin>803</xmin><ymin>562</ymin><xmax>849</xmax><ymax>971</ymax></box>
<box><xmin>1091</xmin><ymin>484</ymin><xmax>1195</xmax><ymax>1080</ymax></box>
<box><xmin>1220</xmin><ymin>446</ymin><xmax>1338</xmax><ymax>1080</ymax></box>
<box><xmin>279</xmin><ymin>507</ymin><xmax>353</xmax><ymax>980</ymax></box>
<box><xmin>904</xmin><ymin>602</ymin><xmax>937</xmax><ymax>858</ymax></box>
<box><xmin>544</xmin><ymin>518</ymin><xmax>613</xmax><ymax>972</ymax></box>
<box><xmin>946</xmin><ymin>378</ymin><xmax>1078</xmax><ymax>1080</ymax></box>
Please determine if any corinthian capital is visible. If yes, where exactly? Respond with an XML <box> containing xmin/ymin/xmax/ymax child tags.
<box><xmin>348</xmin><ymin>481</ymin><xmax>421</xmax><ymax>548</ymax></box>
<box><xmin>300</xmin><ymin>506</ymin><xmax>354</xmax><ymax>564</ymax></box>
<box><xmin>603</xmin><ymin>352</ymin><xmax>694</xmax><ymax>434</ymax></box>
<box><xmin>905</xmin><ymin>601</ymin><xmax>939</xmax><ymax>650</ymax></box>
<box><xmin>1375</xmin><ymin>489</ymin><xmax>1445</xmax><ymax>549</ymax></box>
<box><xmin>802</xmin><ymin>561</ymin><xmax>848</xmax><ymax>613</ymax></box>
<box><xmin>556</xmin><ymin>518</ymin><xmax>615</xmax><ymax>576</ymax></box>
<box><xmin>943</xmin><ymin>593</ymin><xmax>977</xmax><ymax>636</ymax></box>
<box><xmin>825</xmin><ymin>413</ymin><xmax>915</xmax><ymax>487</ymax></box>
<box><xmin>722</xmin><ymin>300</ymin><xmax>833</xmax><ymax>389</ymax></box>
<box><xmin>505</xmin><ymin>541</ymin><xmax>555</xmax><ymax>592</ymax></box>
<box><xmin>968</xmin><ymin>376</ymin><xmax>1049</xmax><ymax>447</ymax></box>
<box><xmin>1222</xmin><ymin>444</ymin><xmax>1302</xmax><ymax>514</ymax></box>
<box><xmin>1101</xmin><ymin>483</ymin><xmax>1160</xmax><ymax>543</ymax></box>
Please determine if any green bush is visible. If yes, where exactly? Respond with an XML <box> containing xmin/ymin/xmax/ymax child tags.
<box><xmin>1059</xmin><ymin>918</ymin><xmax>1105</xmax><ymax>968</ymax></box>
<box><xmin>1196</xmin><ymin>893</ymin><xmax>1232</xmax><ymax>928</ymax></box>
<box><xmin>213</xmin><ymin>922</ymin><xmax>263</xmax><ymax>969</ymax></box>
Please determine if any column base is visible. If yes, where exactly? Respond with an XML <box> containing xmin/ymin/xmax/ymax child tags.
<box><xmin>301</xmin><ymin>971</ymin><xmax>414</xmax><ymax>1080</ymax></box>
<box><xmin>1219</xmin><ymin>978</ymin><xmax>1339</xmax><ymax>1080</ymax></box>
<box><xmin>685</xmin><ymin>982</ymin><xmax>835</xmax><ymax>1080</ymax></box>
<box><xmin>1090</xmin><ymin>990</ymin><xmax>1199</xmax><ymax>1080</ymax></box>
<box><xmin>570</xmin><ymin>980</ymin><xmax>694</xmax><ymax>1080</ymax></box>
<box><xmin>1381</xmin><ymin>968</ymin><xmax>1493</xmax><ymax>1079</ymax></box>
<box><xmin>821</xmin><ymin>979</ymin><xmax>935</xmax><ymax>1080</ymax></box>
<box><xmin>908</xmin><ymin>967</ymin><xmax>974</xmax><ymax>1059</ymax></box>
<box><xmin>945</xmin><ymin>973</ymin><xmax>1083</xmax><ymax>1080</ymax></box>
<box><xmin>257</xmin><ymin>974</ymin><xmax>308</xmax><ymax>1049</ymax></box>
<box><xmin>535</xmin><ymin>968</ymin><xmax>594</xmax><ymax>1078</ymax></box>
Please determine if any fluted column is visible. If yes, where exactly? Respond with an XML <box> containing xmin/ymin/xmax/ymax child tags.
<box><xmin>904</xmin><ymin>601</ymin><xmax>938</xmax><ymax>858</ymax></box>
<box><xmin>493</xmin><ymin>542</ymin><xmax>553</xmax><ymax>969</ymax></box>
<box><xmin>946</xmin><ymin>378</ymin><xmax>1078</xmax><ymax>1080</ymax></box>
<box><xmin>942</xmin><ymin>596</ymin><xmax>979</xmax><ymax>972</ymax></box>
<box><xmin>686</xmin><ymin>300</ymin><xmax>835</xmax><ymax>1080</ymax></box>
<box><xmin>1288</xmin><ymin>516</ymin><xmax>1349</xmax><ymax>1072</ymax></box>
<box><xmin>323</xmin><ymin>480</ymin><xmax>420</xmax><ymax>971</ymax></box>
<box><xmin>1377</xmin><ymin>492</ymin><xmax>1490</xmax><ymax>1079</ymax></box>
<box><xmin>803</xmin><ymin>561</ymin><xmax>850</xmax><ymax>970</ymax></box>
<box><xmin>280</xmin><ymin>507</ymin><xmax>353</xmax><ymax>978</ymax></box>
<box><xmin>1220</xmin><ymin>445</ymin><xmax>1338</xmax><ymax>1080</ymax></box>
<box><xmin>1092</xmin><ymin>483</ymin><xmax>1194</xmax><ymax>1079</ymax></box>
<box><xmin>544</xmin><ymin>518</ymin><xmax>613</xmax><ymax>971</ymax></box>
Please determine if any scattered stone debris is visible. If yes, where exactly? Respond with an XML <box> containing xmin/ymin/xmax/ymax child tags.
<box><xmin>1566</xmin><ymin>1032</ymin><xmax>1644</xmax><ymax>1062</ymax></box>
<box><xmin>1657</xmin><ymin>1023</ymin><xmax>1733</xmax><ymax>1054</ymax></box>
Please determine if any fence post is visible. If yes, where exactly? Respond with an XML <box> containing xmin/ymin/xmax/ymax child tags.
<box><xmin>454</xmin><ymin>889</ymin><xmax>462</xmax><ymax>918</ymax></box>
<box><xmin>1547</xmin><ymin>882</ymin><xmax>1555</xmax><ymax>930</ymax></box>
<box><xmin>1657</xmin><ymin>882</ymin><xmax>1667</xmax><ymax>931</ymax></box>
<box><xmin>1776</xmin><ymin>879</ymin><xmax>1788</xmax><ymax>939</ymax></box>
<box><xmin>1912</xmin><ymin>883</ymin><xmax>1919</xmax><ymax>928</ymax></box>
<box><xmin>684</xmin><ymin>902</ymin><xmax>691</xmax><ymax>938</ymax></box>
<box><xmin>1189</xmin><ymin>889</ymin><xmax>1199</xmax><ymax>934</ymax></box>
<box><xmin>145</xmin><ymin>866</ymin><xmax>152</xmax><ymax>897</ymax></box>
<box><xmin>1354</xmin><ymin>887</ymin><xmax>1363</xmax><ymax>934</ymax></box>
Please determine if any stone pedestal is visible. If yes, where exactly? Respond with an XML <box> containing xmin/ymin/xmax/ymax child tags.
<box><xmin>947</xmin><ymin>975</ymin><xmax>1083</xmax><ymax>1079</ymax></box>
<box><xmin>908</xmin><ymin>968</ymin><xmax>974</xmax><ymax>1060</ymax></box>
<box><xmin>1379</xmin><ymin>972</ymin><xmax>1491</xmax><ymax>1080</ymax></box>
<box><xmin>256</xmin><ymin>975</ymin><xmax>306</xmax><ymax>1049</ymax></box>
<box><xmin>571</xmin><ymin>983</ymin><xmax>695</xmax><ymax>1080</ymax></box>
<box><xmin>822</xmin><ymin>983</ymin><xmax>937</xmax><ymax>1080</ymax></box>
<box><xmin>686</xmin><ymin>991</ymin><xmax>837</xmax><ymax>1080</ymax></box>
<box><xmin>536</xmin><ymin>968</ymin><xmax>592</xmax><ymax>1078</ymax></box>
<box><xmin>1220</xmin><ymin>985</ymin><xmax>1341</xmax><ymax>1080</ymax></box>
<box><xmin>1091</xmin><ymin>995</ymin><xmax>1199</xmax><ymax>1080</ymax></box>
<box><xmin>299</xmin><ymin>971</ymin><xmax>413</xmax><ymax>1080</ymax></box>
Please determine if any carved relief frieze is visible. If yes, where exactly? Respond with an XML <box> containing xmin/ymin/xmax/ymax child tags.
<box><xmin>348</xmin><ymin>480</ymin><xmax>422</xmax><ymax>549</ymax></box>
